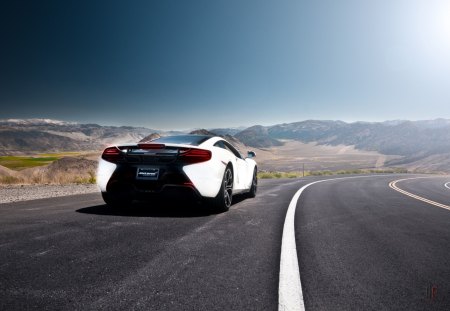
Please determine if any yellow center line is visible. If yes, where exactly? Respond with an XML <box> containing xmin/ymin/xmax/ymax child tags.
<box><xmin>389</xmin><ymin>177</ymin><xmax>450</xmax><ymax>211</ymax></box>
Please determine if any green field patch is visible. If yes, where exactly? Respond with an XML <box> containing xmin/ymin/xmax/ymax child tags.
<box><xmin>0</xmin><ymin>156</ymin><xmax>61</xmax><ymax>170</ymax></box>
<box><xmin>0</xmin><ymin>152</ymin><xmax>87</xmax><ymax>171</ymax></box>
<box><xmin>36</xmin><ymin>152</ymin><xmax>83</xmax><ymax>157</ymax></box>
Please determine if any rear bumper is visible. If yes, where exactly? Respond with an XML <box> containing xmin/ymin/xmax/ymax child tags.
<box><xmin>137</xmin><ymin>185</ymin><xmax>201</xmax><ymax>202</ymax></box>
<box><xmin>97</xmin><ymin>158</ymin><xmax>223</xmax><ymax>199</ymax></box>
<box><xmin>106</xmin><ymin>181</ymin><xmax>202</xmax><ymax>201</ymax></box>
<box><xmin>100</xmin><ymin>158</ymin><xmax>204</xmax><ymax>201</ymax></box>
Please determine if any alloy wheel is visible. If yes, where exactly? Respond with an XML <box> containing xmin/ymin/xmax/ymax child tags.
<box><xmin>224</xmin><ymin>168</ymin><xmax>233</xmax><ymax>207</ymax></box>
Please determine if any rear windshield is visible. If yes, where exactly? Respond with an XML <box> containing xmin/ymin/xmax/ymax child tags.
<box><xmin>152</xmin><ymin>135</ymin><xmax>212</xmax><ymax>146</ymax></box>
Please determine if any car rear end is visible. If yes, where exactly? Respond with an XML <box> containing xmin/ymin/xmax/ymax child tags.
<box><xmin>97</xmin><ymin>142</ymin><xmax>214</xmax><ymax>204</ymax></box>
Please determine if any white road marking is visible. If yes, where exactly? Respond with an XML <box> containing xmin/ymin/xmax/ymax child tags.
<box><xmin>279</xmin><ymin>174</ymin><xmax>392</xmax><ymax>311</ymax></box>
<box><xmin>389</xmin><ymin>178</ymin><xmax>450</xmax><ymax>211</ymax></box>
<box><xmin>445</xmin><ymin>182</ymin><xmax>450</xmax><ymax>190</ymax></box>
<box><xmin>279</xmin><ymin>182</ymin><xmax>313</xmax><ymax>311</ymax></box>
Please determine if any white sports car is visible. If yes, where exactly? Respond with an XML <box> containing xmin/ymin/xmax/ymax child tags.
<box><xmin>97</xmin><ymin>135</ymin><xmax>257</xmax><ymax>212</ymax></box>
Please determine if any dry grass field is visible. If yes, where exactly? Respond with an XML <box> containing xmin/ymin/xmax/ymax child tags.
<box><xmin>254</xmin><ymin>140</ymin><xmax>402</xmax><ymax>172</ymax></box>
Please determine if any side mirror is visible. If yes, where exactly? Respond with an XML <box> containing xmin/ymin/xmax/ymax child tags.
<box><xmin>247</xmin><ymin>151</ymin><xmax>256</xmax><ymax>158</ymax></box>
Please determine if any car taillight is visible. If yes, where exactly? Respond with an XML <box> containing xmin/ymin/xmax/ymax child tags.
<box><xmin>179</xmin><ymin>148</ymin><xmax>212</xmax><ymax>164</ymax></box>
<box><xmin>101</xmin><ymin>147</ymin><xmax>123</xmax><ymax>163</ymax></box>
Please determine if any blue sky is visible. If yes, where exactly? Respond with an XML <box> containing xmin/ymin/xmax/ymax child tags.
<box><xmin>1</xmin><ymin>0</ymin><xmax>450</xmax><ymax>130</ymax></box>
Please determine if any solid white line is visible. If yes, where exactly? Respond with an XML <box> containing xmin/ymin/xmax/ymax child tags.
<box><xmin>278</xmin><ymin>181</ymin><xmax>318</xmax><ymax>311</ymax></box>
<box><xmin>445</xmin><ymin>182</ymin><xmax>450</xmax><ymax>190</ymax></box>
<box><xmin>278</xmin><ymin>174</ymin><xmax>392</xmax><ymax>311</ymax></box>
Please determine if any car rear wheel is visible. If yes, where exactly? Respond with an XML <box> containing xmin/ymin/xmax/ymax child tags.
<box><xmin>211</xmin><ymin>166</ymin><xmax>233</xmax><ymax>213</ymax></box>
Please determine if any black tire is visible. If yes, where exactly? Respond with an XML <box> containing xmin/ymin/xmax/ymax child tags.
<box><xmin>247</xmin><ymin>168</ymin><xmax>257</xmax><ymax>198</ymax></box>
<box><xmin>101</xmin><ymin>192</ymin><xmax>133</xmax><ymax>208</ymax></box>
<box><xmin>211</xmin><ymin>166</ymin><xmax>233</xmax><ymax>213</ymax></box>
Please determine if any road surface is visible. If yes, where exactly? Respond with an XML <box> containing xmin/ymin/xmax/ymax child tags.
<box><xmin>1</xmin><ymin>175</ymin><xmax>450</xmax><ymax>310</ymax></box>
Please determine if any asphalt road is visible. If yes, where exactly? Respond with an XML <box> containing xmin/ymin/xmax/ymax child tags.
<box><xmin>1</xmin><ymin>175</ymin><xmax>450</xmax><ymax>310</ymax></box>
<box><xmin>296</xmin><ymin>175</ymin><xmax>450</xmax><ymax>310</ymax></box>
<box><xmin>0</xmin><ymin>178</ymin><xmax>304</xmax><ymax>311</ymax></box>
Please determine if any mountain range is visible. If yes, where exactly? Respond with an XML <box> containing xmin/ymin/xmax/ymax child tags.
<box><xmin>0</xmin><ymin>119</ymin><xmax>181</xmax><ymax>154</ymax></box>
<box><xmin>236</xmin><ymin>119</ymin><xmax>450</xmax><ymax>157</ymax></box>
<box><xmin>1</xmin><ymin>118</ymin><xmax>450</xmax><ymax>173</ymax></box>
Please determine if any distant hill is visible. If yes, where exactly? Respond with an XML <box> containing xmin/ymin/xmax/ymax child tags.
<box><xmin>189</xmin><ymin>129</ymin><xmax>216</xmax><ymax>136</ymax></box>
<box><xmin>234</xmin><ymin>125</ymin><xmax>283</xmax><ymax>148</ymax></box>
<box><xmin>0</xmin><ymin>119</ymin><xmax>167</xmax><ymax>153</ymax></box>
<box><xmin>232</xmin><ymin>119</ymin><xmax>450</xmax><ymax>172</ymax></box>
<box><xmin>234</xmin><ymin>119</ymin><xmax>450</xmax><ymax>156</ymax></box>
<box><xmin>189</xmin><ymin>129</ymin><xmax>247</xmax><ymax>151</ymax></box>
<box><xmin>209</xmin><ymin>127</ymin><xmax>247</xmax><ymax>136</ymax></box>
<box><xmin>139</xmin><ymin>133</ymin><xmax>161</xmax><ymax>142</ymax></box>
<box><xmin>0</xmin><ymin>119</ymin><xmax>248</xmax><ymax>154</ymax></box>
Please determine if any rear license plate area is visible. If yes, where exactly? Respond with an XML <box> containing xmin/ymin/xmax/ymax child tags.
<box><xmin>136</xmin><ymin>167</ymin><xmax>159</xmax><ymax>180</ymax></box>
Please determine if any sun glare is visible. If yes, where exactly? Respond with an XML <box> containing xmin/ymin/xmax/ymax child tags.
<box><xmin>433</xmin><ymin>3</ymin><xmax>450</xmax><ymax>45</ymax></box>
<box><xmin>406</xmin><ymin>1</ymin><xmax>450</xmax><ymax>74</ymax></box>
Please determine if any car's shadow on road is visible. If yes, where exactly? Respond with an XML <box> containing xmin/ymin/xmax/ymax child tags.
<box><xmin>77</xmin><ymin>195</ymin><xmax>249</xmax><ymax>218</ymax></box>
<box><xmin>76</xmin><ymin>202</ymin><xmax>212</xmax><ymax>218</ymax></box>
